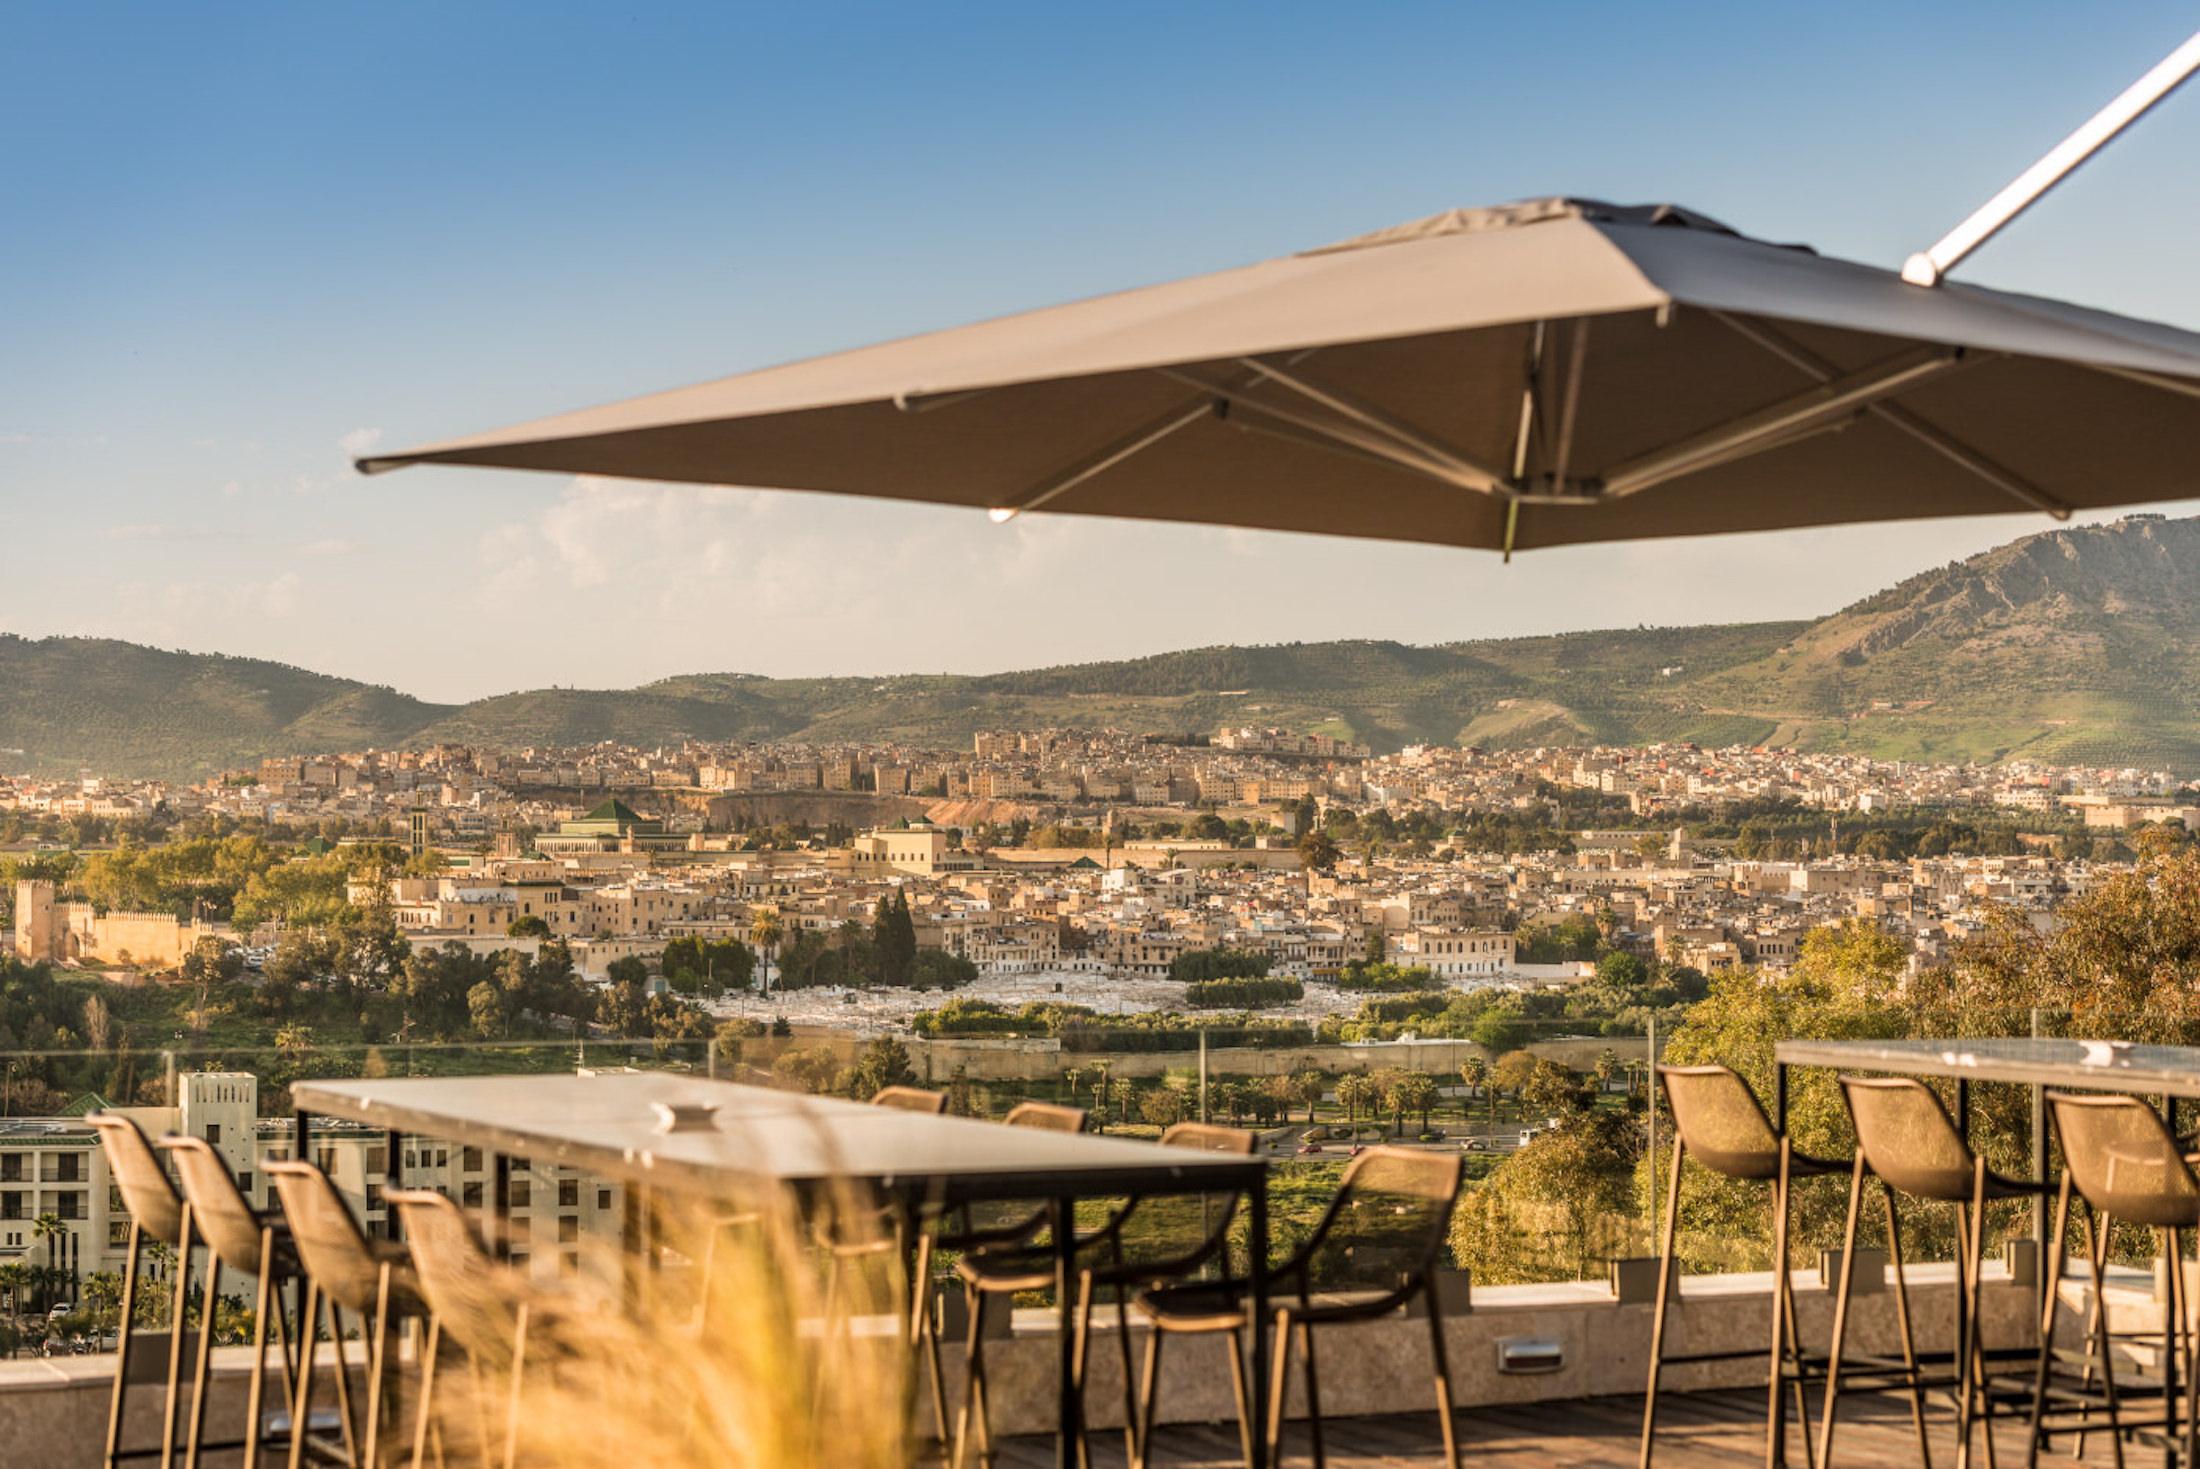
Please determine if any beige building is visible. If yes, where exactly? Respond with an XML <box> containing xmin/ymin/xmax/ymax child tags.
<box><xmin>843</xmin><ymin>823</ymin><xmax>981</xmax><ymax>878</ymax></box>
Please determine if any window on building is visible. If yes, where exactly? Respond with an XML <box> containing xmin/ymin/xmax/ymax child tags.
<box><xmin>509</xmin><ymin>1181</ymin><xmax>531</xmax><ymax>1208</ymax></box>
<box><xmin>557</xmin><ymin>1178</ymin><xmax>577</xmax><ymax>1208</ymax></box>
<box><xmin>54</xmin><ymin>1154</ymin><xmax>83</xmax><ymax>1182</ymax></box>
<box><xmin>597</xmin><ymin>1188</ymin><xmax>612</xmax><ymax>1211</ymax></box>
<box><xmin>204</xmin><ymin>1123</ymin><xmax>222</xmax><ymax>1146</ymax></box>
<box><xmin>463</xmin><ymin>1182</ymin><xmax>483</xmax><ymax>1208</ymax></box>
<box><xmin>236</xmin><ymin>1171</ymin><xmax>253</xmax><ymax>1197</ymax></box>
<box><xmin>463</xmin><ymin>1147</ymin><xmax>483</xmax><ymax>1173</ymax></box>
<box><xmin>0</xmin><ymin>1155</ymin><xmax>21</xmax><ymax>1182</ymax></box>
<box><xmin>558</xmin><ymin>1216</ymin><xmax>577</xmax><ymax>1243</ymax></box>
<box><xmin>55</xmin><ymin>1192</ymin><xmax>85</xmax><ymax>1220</ymax></box>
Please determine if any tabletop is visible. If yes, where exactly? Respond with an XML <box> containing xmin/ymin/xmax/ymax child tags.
<box><xmin>1774</xmin><ymin>1036</ymin><xmax>2200</xmax><ymax>1097</ymax></box>
<box><xmin>291</xmin><ymin>1071</ymin><xmax>1268</xmax><ymax>1202</ymax></box>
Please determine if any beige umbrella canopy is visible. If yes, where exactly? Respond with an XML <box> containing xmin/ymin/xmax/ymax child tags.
<box><xmin>359</xmin><ymin>198</ymin><xmax>2200</xmax><ymax>556</ymax></box>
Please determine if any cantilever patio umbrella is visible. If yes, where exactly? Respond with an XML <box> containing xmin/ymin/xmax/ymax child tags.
<box><xmin>359</xmin><ymin>40</ymin><xmax>2200</xmax><ymax>558</ymax></box>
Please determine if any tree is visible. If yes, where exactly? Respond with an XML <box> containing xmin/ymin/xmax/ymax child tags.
<box><xmin>0</xmin><ymin>1260</ymin><xmax>31</xmax><ymax>1320</ymax></box>
<box><xmin>847</xmin><ymin>1038</ymin><xmax>916</xmax><ymax>1099</ymax></box>
<box><xmin>1295</xmin><ymin>828</ymin><xmax>1340</xmax><ymax>871</ymax></box>
<box><xmin>1451</xmin><ymin>1107</ymin><xmax>1642</xmax><ymax>1283</ymax></box>
<box><xmin>31</xmin><ymin>1214</ymin><xmax>66</xmax><ymax>1309</ymax></box>
<box><xmin>1469</xmin><ymin>1008</ymin><xmax>1530</xmax><ymax>1056</ymax></box>
<box><xmin>597</xmin><ymin>957</ymin><xmax>651</xmax><ymax>1040</ymax></box>
<box><xmin>1458</xmin><ymin>1056</ymin><xmax>1488</xmax><ymax>1117</ymax></box>
<box><xmin>1390</xmin><ymin>1072</ymin><xmax>1439</xmax><ymax>1136</ymax></box>
<box><xmin>1139</xmin><ymin>1085</ymin><xmax>1186</xmax><ymax>1128</ymax></box>
<box><xmin>507</xmin><ymin>915</ymin><xmax>551</xmax><ymax>938</ymax></box>
<box><xmin>1592</xmin><ymin>1049</ymin><xmax>1621</xmax><ymax>1095</ymax></box>
<box><xmin>1292</xmin><ymin>1069</ymin><xmax>1326</xmax><ymax>1124</ymax></box>
<box><xmin>1335</xmin><ymin>1073</ymin><xmax>1375</xmax><ymax>1125</ymax></box>
<box><xmin>467</xmin><ymin>981</ymin><xmax>510</xmax><ymax>1040</ymax></box>
<box><xmin>748</xmin><ymin>909</ymin><xmax>784</xmax><ymax>992</ymax></box>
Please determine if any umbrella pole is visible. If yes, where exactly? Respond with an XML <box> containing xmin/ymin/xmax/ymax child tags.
<box><xmin>1904</xmin><ymin>28</ymin><xmax>2200</xmax><ymax>286</ymax></box>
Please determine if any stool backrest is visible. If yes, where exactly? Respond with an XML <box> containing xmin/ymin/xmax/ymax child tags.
<box><xmin>387</xmin><ymin>1188</ymin><xmax>520</xmax><ymax>1354</ymax></box>
<box><xmin>870</xmin><ymin>1085</ymin><xmax>948</xmax><ymax>1114</ymax></box>
<box><xmin>1285</xmin><ymin>1145</ymin><xmax>1462</xmax><ymax>1298</ymax></box>
<box><xmin>161</xmin><ymin>1135</ymin><xmax>267</xmax><ymax>1272</ymax></box>
<box><xmin>1839</xmin><ymin>1076</ymin><xmax>1976</xmax><ymax>1201</ymax></box>
<box><xmin>266</xmin><ymin>1158</ymin><xmax>391</xmax><ymax>1311</ymax></box>
<box><xmin>2049</xmin><ymin>1092</ymin><xmax>2200</xmax><ymax>1229</ymax></box>
<box><xmin>88</xmin><ymin>1113</ymin><xmax>185</xmax><ymax>1245</ymax></box>
<box><xmin>1659</xmin><ymin>1065</ymin><xmax>1782</xmax><ymax>1181</ymax></box>
<box><xmin>1004</xmin><ymin>1100</ymin><xmax>1088</xmax><ymax>1132</ymax></box>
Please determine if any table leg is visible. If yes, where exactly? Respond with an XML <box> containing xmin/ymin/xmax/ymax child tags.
<box><xmin>384</xmin><ymin>1129</ymin><xmax>403</xmax><ymax>1241</ymax></box>
<box><xmin>1054</xmin><ymin>1195</ymin><xmax>1079</xmax><ymax>1469</ymax></box>
<box><xmin>493</xmin><ymin>1153</ymin><xmax>512</xmax><ymax>1261</ymax></box>
<box><xmin>1249</xmin><ymin>1177</ymin><xmax>1271</xmax><ymax>1469</ymax></box>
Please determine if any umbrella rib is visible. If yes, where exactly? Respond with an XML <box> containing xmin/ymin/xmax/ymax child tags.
<box><xmin>1707</xmin><ymin>311</ymin><xmax>2072</xmax><ymax>520</ymax></box>
<box><xmin>2090</xmin><ymin>363</ymin><xmax>2200</xmax><ymax>405</ymax></box>
<box><xmin>1232</xmin><ymin>356</ymin><xmax>1511</xmax><ymax>494</ymax></box>
<box><xmin>1600</xmin><ymin>344</ymin><xmax>1974</xmax><ymax>499</ymax></box>
<box><xmin>990</xmin><ymin>357</ymin><xmax>1313</xmax><ymax>519</ymax></box>
<box><xmin>1154</xmin><ymin>368</ymin><xmax>1496</xmax><ymax>495</ymax></box>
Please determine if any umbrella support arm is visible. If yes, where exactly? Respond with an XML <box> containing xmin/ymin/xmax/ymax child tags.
<box><xmin>1599</xmin><ymin>345</ymin><xmax>1973</xmax><ymax>498</ymax></box>
<box><xmin>1707</xmin><ymin>311</ymin><xmax>2071</xmax><ymax>520</ymax></box>
<box><xmin>1903</xmin><ymin>28</ymin><xmax>2200</xmax><ymax>286</ymax></box>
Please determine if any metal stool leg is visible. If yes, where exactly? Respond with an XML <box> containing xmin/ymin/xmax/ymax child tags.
<box><xmin>2025</xmin><ymin>1173</ymin><xmax>2074</xmax><ymax>1469</ymax></box>
<box><xmin>1132</xmin><ymin>1327</ymin><xmax>1166</xmax><ymax>1469</ymax></box>
<box><xmin>103</xmin><ymin>1220</ymin><xmax>143</xmax><ymax>1469</ymax></box>
<box><xmin>161</xmin><ymin>1205</ymin><xmax>197</xmax><ymax>1469</ymax></box>
<box><xmin>1301</xmin><ymin>1315</ymin><xmax>1325</xmax><ymax>1469</ymax></box>
<box><xmin>1881</xmin><ymin>1180</ymin><xmax>1932</xmax><ymax>1469</ymax></box>
<box><xmin>183</xmin><ymin>1253</ymin><xmax>223</xmax><ymax>1469</ymax></box>
<box><xmin>410</xmin><ymin>1317</ymin><xmax>442</xmax><ymax>1469</ymax></box>
<box><xmin>1264</xmin><ymin>1307</ymin><xmax>1294</xmax><ymax>1465</ymax></box>
<box><xmin>1426</xmin><ymin>1273</ymin><xmax>1462</xmax><ymax>1469</ymax></box>
<box><xmin>243</xmin><ymin>1242</ymin><xmax>275</xmax><ymax>1469</ymax></box>
<box><xmin>286</xmin><ymin>1280</ymin><xmax>320</xmax><ymax>1469</ymax></box>
<box><xmin>1767</xmin><ymin>1139</ymin><xmax>1792</xmax><ymax>1469</ymax></box>
<box><xmin>1815</xmin><ymin>1155</ymin><xmax>1871</xmax><ymax>1469</ymax></box>
<box><xmin>1640</xmin><ymin>1140</ymin><xmax>1686</xmax><ymax>1469</ymax></box>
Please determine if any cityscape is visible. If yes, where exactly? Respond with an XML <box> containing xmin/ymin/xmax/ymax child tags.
<box><xmin>11</xmin><ymin>5</ymin><xmax>2200</xmax><ymax>1467</ymax></box>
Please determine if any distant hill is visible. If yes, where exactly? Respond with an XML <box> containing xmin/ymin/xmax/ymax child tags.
<box><xmin>6</xmin><ymin>515</ymin><xmax>2199</xmax><ymax>780</ymax></box>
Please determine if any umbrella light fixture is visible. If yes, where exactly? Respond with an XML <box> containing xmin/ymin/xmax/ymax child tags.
<box><xmin>361</xmin><ymin>30</ymin><xmax>2200</xmax><ymax>559</ymax></box>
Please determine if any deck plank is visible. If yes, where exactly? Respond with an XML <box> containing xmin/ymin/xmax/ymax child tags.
<box><xmin>953</xmin><ymin>1389</ymin><xmax>2135</xmax><ymax>1467</ymax></box>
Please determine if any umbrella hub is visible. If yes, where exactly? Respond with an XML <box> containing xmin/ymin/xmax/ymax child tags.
<box><xmin>1304</xmin><ymin>197</ymin><xmax>1758</xmax><ymax>255</ymax></box>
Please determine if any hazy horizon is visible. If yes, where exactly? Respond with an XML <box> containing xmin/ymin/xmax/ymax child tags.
<box><xmin>8</xmin><ymin>2</ymin><xmax>2200</xmax><ymax>704</ymax></box>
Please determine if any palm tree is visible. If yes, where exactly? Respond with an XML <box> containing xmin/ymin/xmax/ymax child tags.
<box><xmin>1458</xmin><ymin>1057</ymin><xmax>1488</xmax><ymax>1123</ymax></box>
<box><xmin>1593</xmin><ymin>1049</ymin><xmax>1621</xmax><ymax>1096</ymax></box>
<box><xmin>748</xmin><ymin>909</ymin><xmax>784</xmax><ymax>994</ymax></box>
<box><xmin>30</xmin><ymin>1215</ymin><xmax>65</xmax><ymax>1311</ymax></box>
<box><xmin>0</xmin><ymin>1260</ymin><xmax>30</xmax><ymax>1321</ymax></box>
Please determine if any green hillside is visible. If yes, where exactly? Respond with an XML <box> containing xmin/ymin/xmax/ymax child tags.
<box><xmin>6</xmin><ymin>515</ymin><xmax>2200</xmax><ymax>779</ymax></box>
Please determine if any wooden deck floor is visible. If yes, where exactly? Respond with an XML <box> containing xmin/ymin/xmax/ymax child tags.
<box><xmin>958</xmin><ymin>1389</ymin><xmax>2134</xmax><ymax>1466</ymax></box>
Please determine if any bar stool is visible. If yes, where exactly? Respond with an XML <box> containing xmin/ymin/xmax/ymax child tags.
<box><xmin>266</xmin><ymin>1158</ymin><xmax>426</xmax><ymax>1469</ymax></box>
<box><xmin>918</xmin><ymin>1100</ymin><xmax>1087</xmax><ymax>1469</ymax></box>
<box><xmin>388</xmin><ymin>1188</ymin><xmax>549</xmax><ymax>1469</ymax></box>
<box><xmin>950</xmin><ymin>1121</ymin><xmax>1257</xmax><ymax>1469</ymax></box>
<box><xmin>89</xmin><ymin>1112</ymin><xmax>195</xmax><ymax>1469</ymax></box>
<box><xmin>1132</xmin><ymin>1145</ymin><xmax>1466</xmax><ymax>1469</ymax></box>
<box><xmin>1640</xmin><ymin>1064</ymin><xmax>1865</xmax><ymax>1469</ymax></box>
<box><xmin>2025</xmin><ymin>1092</ymin><xmax>2200</xmax><ymax>1464</ymax></box>
<box><xmin>819</xmin><ymin>1086</ymin><xmax>948</xmax><ymax>1368</ymax></box>
<box><xmin>161</xmin><ymin>1135</ymin><xmax>316</xmax><ymax>1469</ymax></box>
<box><xmin>1819</xmin><ymin>1076</ymin><xmax>2048</xmax><ymax>1469</ymax></box>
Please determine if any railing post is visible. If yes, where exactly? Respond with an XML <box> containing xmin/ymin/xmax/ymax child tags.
<box><xmin>162</xmin><ymin>1049</ymin><xmax>176</xmax><ymax>1109</ymax></box>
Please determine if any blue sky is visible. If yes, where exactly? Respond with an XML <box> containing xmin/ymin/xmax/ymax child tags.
<box><xmin>5</xmin><ymin>2</ymin><xmax>2199</xmax><ymax>703</ymax></box>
